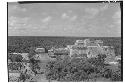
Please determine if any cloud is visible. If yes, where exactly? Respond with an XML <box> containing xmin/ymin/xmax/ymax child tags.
<box><xmin>14</xmin><ymin>5</ymin><xmax>27</xmax><ymax>12</ymax></box>
<box><xmin>62</xmin><ymin>13</ymin><xmax>69</xmax><ymax>19</ymax></box>
<box><xmin>100</xmin><ymin>4</ymin><xmax>109</xmax><ymax>11</ymax></box>
<box><xmin>85</xmin><ymin>8</ymin><xmax>99</xmax><ymax>18</ymax></box>
<box><xmin>8</xmin><ymin>3</ymin><xmax>121</xmax><ymax>37</ymax></box>
<box><xmin>9</xmin><ymin>5</ymin><xmax>27</xmax><ymax>13</ymax></box>
<box><xmin>70</xmin><ymin>15</ymin><xmax>77</xmax><ymax>21</ymax></box>
<box><xmin>8</xmin><ymin>16</ymin><xmax>17</xmax><ymax>26</ymax></box>
<box><xmin>113</xmin><ymin>11</ymin><xmax>121</xmax><ymax>19</ymax></box>
<box><xmin>61</xmin><ymin>12</ymin><xmax>77</xmax><ymax>21</ymax></box>
<box><xmin>8</xmin><ymin>16</ymin><xmax>29</xmax><ymax>30</ymax></box>
<box><xmin>112</xmin><ymin>11</ymin><xmax>121</xmax><ymax>26</ymax></box>
<box><xmin>8</xmin><ymin>16</ymin><xmax>29</xmax><ymax>26</ymax></box>
<box><xmin>112</xmin><ymin>10</ymin><xmax>121</xmax><ymax>36</ymax></box>
<box><xmin>41</xmin><ymin>16</ymin><xmax>52</xmax><ymax>23</ymax></box>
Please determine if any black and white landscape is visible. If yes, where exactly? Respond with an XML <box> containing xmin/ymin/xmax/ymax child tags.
<box><xmin>8</xmin><ymin>1</ymin><xmax>122</xmax><ymax>82</ymax></box>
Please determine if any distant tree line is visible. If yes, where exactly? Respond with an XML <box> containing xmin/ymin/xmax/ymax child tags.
<box><xmin>8</xmin><ymin>37</ymin><xmax>121</xmax><ymax>55</ymax></box>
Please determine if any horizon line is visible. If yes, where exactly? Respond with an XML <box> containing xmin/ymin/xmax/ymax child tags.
<box><xmin>8</xmin><ymin>36</ymin><xmax>121</xmax><ymax>38</ymax></box>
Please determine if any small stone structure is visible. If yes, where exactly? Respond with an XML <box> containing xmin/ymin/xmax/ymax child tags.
<box><xmin>53</xmin><ymin>48</ymin><xmax>69</xmax><ymax>55</ymax></box>
<box><xmin>21</xmin><ymin>53</ymin><xmax>29</xmax><ymax>60</ymax></box>
<box><xmin>48</xmin><ymin>47</ymin><xmax>69</xmax><ymax>57</ymax></box>
<box><xmin>35</xmin><ymin>48</ymin><xmax>45</xmax><ymax>53</ymax></box>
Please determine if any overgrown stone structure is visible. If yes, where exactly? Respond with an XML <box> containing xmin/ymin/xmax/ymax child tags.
<box><xmin>67</xmin><ymin>39</ymin><xmax>115</xmax><ymax>58</ymax></box>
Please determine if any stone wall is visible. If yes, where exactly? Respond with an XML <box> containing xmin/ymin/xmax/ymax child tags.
<box><xmin>67</xmin><ymin>39</ymin><xmax>115</xmax><ymax>59</ymax></box>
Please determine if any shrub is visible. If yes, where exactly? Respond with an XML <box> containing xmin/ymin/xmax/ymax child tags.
<box><xmin>8</xmin><ymin>54</ymin><xmax>23</xmax><ymax>62</ymax></box>
<box><xmin>19</xmin><ymin>73</ymin><xmax>31</xmax><ymax>82</ymax></box>
<box><xmin>8</xmin><ymin>63</ymin><xmax>22</xmax><ymax>70</ymax></box>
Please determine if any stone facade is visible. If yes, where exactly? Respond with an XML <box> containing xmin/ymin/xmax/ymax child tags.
<box><xmin>67</xmin><ymin>39</ymin><xmax>115</xmax><ymax>58</ymax></box>
<box><xmin>35</xmin><ymin>48</ymin><xmax>45</xmax><ymax>53</ymax></box>
<box><xmin>49</xmin><ymin>47</ymin><xmax>69</xmax><ymax>56</ymax></box>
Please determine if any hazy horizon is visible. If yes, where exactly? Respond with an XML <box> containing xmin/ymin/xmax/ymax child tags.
<box><xmin>8</xmin><ymin>36</ymin><xmax>121</xmax><ymax>38</ymax></box>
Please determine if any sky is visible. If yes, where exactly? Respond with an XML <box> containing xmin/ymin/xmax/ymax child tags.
<box><xmin>8</xmin><ymin>2</ymin><xmax>121</xmax><ymax>37</ymax></box>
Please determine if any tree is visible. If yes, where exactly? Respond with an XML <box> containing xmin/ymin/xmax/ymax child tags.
<box><xmin>45</xmin><ymin>56</ymin><xmax>96</xmax><ymax>81</ymax></box>
<box><xmin>28</xmin><ymin>47</ymin><xmax>36</xmax><ymax>59</ymax></box>
<box><xmin>28</xmin><ymin>47</ymin><xmax>41</xmax><ymax>75</ymax></box>
<box><xmin>8</xmin><ymin>54</ymin><xmax>23</xmax><ymax>62</ymax></box>
<box><xmin>19</xmin><ymin>72</ymin><xmax>31</xmax><ymax>82</ymax></box>
<box><xmin>8</xmin><ymin>63</ymin><xmax>22</xmax><ymax>70</ymax></box>
<box><xmin>45</xmin><ymin>53</ymin><xmax>121</xmax><ymax>82</ymax></box>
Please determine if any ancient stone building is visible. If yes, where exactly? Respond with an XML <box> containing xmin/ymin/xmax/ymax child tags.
<box><xmin>35</xmin><ymin>48</ymin><xmax>45</xmax><ymax>53</ymax></box>
<box><xmin>67</xmin><ymin>39</ymin><xmax>115</xmax><ymax>58</ymax></box>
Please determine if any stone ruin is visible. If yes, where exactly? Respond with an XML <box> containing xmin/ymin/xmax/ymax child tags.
<box><xmin>66</xmin><ymin>39</ymin><xmax>115</xmax><ymax>58</ymax></box>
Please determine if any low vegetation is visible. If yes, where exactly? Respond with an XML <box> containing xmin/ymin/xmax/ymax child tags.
<box><xmin>8</xmin><ymin>54</ymin><xmax>23</xmax><ymax>62</ymax></box>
